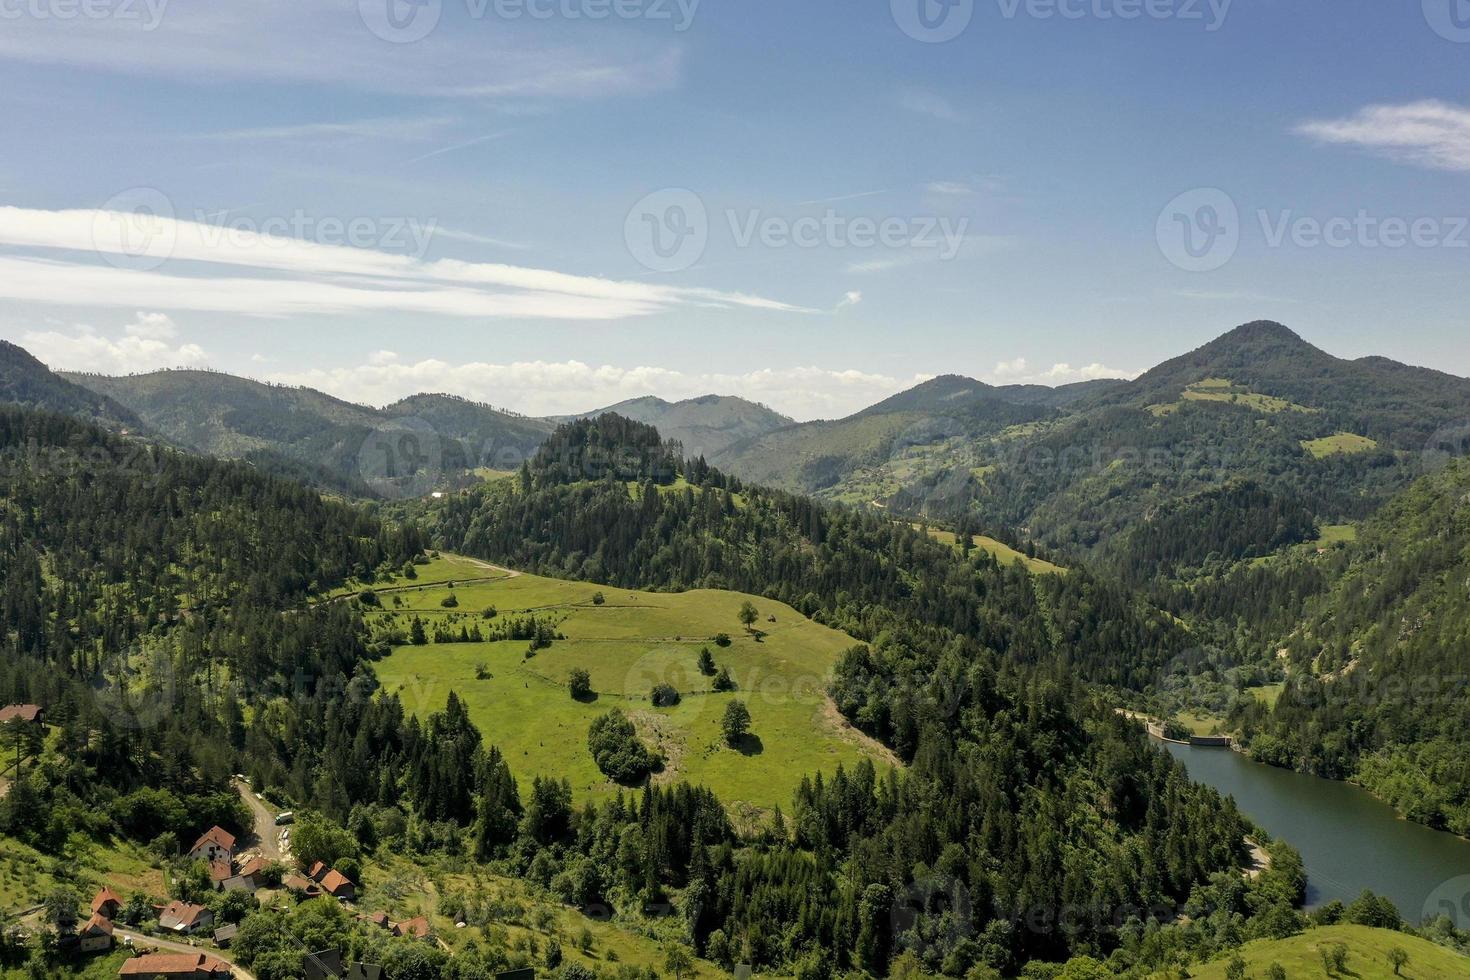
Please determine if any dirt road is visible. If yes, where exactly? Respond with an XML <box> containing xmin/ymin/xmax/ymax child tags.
<box><xmin>232</xmin><ymin>778</ymin><xmax>284</xmax><ymax>862</ymax></box>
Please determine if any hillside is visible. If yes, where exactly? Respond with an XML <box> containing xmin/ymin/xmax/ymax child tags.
<box><xmin>368</xmin><ymin>554</ymin><xmax>893</xmax><ymax>819</ymax></box>
<box><xmin>1183</xmin><ymin>924</ymin><xmax>1470</xmax><ymax>979</ymax></box>
<box><xmin>0</xmin><ymin>340</ymin><xmax>141</xmax><ymax>429</ymax></box>
<box><xmin>571</xmin><ymin>393</ymin><xmax>792</xmax><ymax>458</ymax></box>
<box><xmin>1229</xmin><ymin>457</ymin><xmax>1470</xmax><ymax>834</ymax></box>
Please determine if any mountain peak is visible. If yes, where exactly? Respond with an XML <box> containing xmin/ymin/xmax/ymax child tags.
<box><xmin>1215</xmin><ymin>320</ymin><xmax>1306</xmax><ymax>346</ymax></box>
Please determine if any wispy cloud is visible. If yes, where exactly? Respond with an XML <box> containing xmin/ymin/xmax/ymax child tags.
<box><xmin>201</xmin><ymin>116</ymin><xmax>458</xmax><ymax>143</ymax></box>
<box><xmin>924</xmin><ymin>180</ymin><xmax>976</xmax><ymax>196</ymax></box>
<box><xmin>835</xmin><ymin>290</ymin><xmax>863</xmax><ymax>311</ymax></box>
<box><xmin>402</xmin><ymin>132</ymin><xmax>513</xmax><ymax>166</ymax></box>
<box><xmin>0</xmin><ymin>205</ymin><xmax>810</xmax><ymax>320</ymax></box>
<box><xmin>0</xmin><ymin>0</ymin><xmax>682</xmax><ymax>103</ymax></box>
<box><xmin>897</xmin><ymin>88</ymin><xmax>964</xmax><ymax>122</ymax></box>
<box><xmin>1296</xmin><ymin>100</ymin><xmax>1470</xmax><ymax>172</ymax></box>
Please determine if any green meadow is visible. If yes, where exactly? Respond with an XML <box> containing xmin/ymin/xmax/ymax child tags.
<box><xmin>1181</xmin><ymin>925</ymin><xmax>1470</xmax><ymax>979</ymax></box>
<box><xmin>1303</xmin><ymin>432</ymin><xmax>1379</xmax><ymax>458</ymax></box>
<box><xmin>371</xmin><ymin>556</ymin><xmax>895</xmax><ymax>821</ymax></box>
<box><xmin>914</xmin><ymin>524</ymin><xmax>1068</xmax><ymax>575</ymax></box>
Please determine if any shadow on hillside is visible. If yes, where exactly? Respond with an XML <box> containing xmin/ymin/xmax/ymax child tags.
<box><xmin>730</xmin><ymin>733</ymin><xmax>764</xmax><ymax>756</ymax></box>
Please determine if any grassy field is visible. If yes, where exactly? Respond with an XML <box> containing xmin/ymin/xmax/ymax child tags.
<box><xmin>1149</xmin><ymin>378</ymin><xmax>1319</xmax><ymax>417</ymax></box>
<box><xmin>1175</xmin><ymin>710</ymin><xmax>1226</xmax><ymax>737</ymax></box>
<box><xmin>1302</xmin><ymin>432</ymin><xmax>1379</xmax><ymax>458</ymax></box>
<box><xmin>360</xmin><ymin>853</ymin><xmax>723</xmax><ymax>979</ymax></box>
<box><xmin>372</xmin><ymin>555</ymin><xmax>896</xmax><ymax>819</ymax></box>
<box><xmin>1248</xmin><ymin>682</ymin><xmax>1286</xmax><ymax>709</ymax></box>
<box><xmin>1182</xmin><ymin>925</ymin><xmax>1470</xmax><ymax>979</ymax></box>
<box><xmin>914</xmin><ymin>525</ymin><xmax>1067</xmax><ymax>575</ymax></box>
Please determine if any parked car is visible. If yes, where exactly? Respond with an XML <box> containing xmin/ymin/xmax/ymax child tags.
<box><xmin>274</xmin><ymin>811</ymin><xmax>294</xmax><ymax>826</ymax></box>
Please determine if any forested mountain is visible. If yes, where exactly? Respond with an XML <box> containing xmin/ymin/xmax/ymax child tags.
<box><xmin>570</xmin><ymin>394</ymin><xmax>792</xmax><ymax>458</ymax></box>
<box><xmin>0</xmin><ymin>340</ymin><xmax>141</xmax><ymax>429</ymax></box>
<box><xmin>59</xmin><ymin>370</ymin><xmax>551</xmax><ymax>495</ymax></box>
<box><xmin>1228</xmin><ymin>458</ymin><xmax>1470</xmax><ymax>835</ymax></box>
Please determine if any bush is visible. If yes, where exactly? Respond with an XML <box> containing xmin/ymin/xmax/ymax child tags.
<box><xmin>592</xmin><ymin>591</ymin><xmax>605</xmax><ymax>605</ymax></box>
<box><xmin>713</xmin><ymin>666</ymin><xmax>736</xmax><ymax>692</ymax></box>
<box><xmin>651</xmin><ymin>683</ymin><xmax>681</xmax><ymax>707</ymax></box>
<box><xmin>587</xmin><ymin>710</ymin><xmax>660</xmax><ymax>783</ymax></box>
<box><xmin>713</xmin><ymin>632</ymin><xmax>732</xmax><ymax>647</ymax></box>
<box><xmin>358</xmin><ymin>589</ymin><xmax>379</xmax><ymax>607</ymax></box>
<box><xmin>569</xmin><ymin>668</ymin><xmax>592</xmax><ymax>700</ymax></box>
<box><xmin>441</xmin><ymin>593</ymin><xmax>459</xmax><ymax>608</ymax></box>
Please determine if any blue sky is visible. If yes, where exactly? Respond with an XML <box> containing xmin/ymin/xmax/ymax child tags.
<box><xmin>0</xmin><ymin>0</ymin><xmax>1467</xmax><ymax>418</ymax></box>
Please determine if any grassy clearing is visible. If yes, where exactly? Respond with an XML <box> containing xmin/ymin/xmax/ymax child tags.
<box><xmin>1315</xmin><ymin>523</ymin><xmax>1359</xmax><ymax>547</ymax></box>
<box><xmin>1149</xmin><ymin>378</ymin><xmax>1319</xmax><ymax>417</ymax></box>
<box><xmin>359</xmin><ymin>853</ymin><xmax>723</xmax><ymax>978</ymax></box>
<box><xmin>1248</xmin><ymin>683</ymin><xmax>1286</xmax><ymax>709</ymax></box>
<box><xmin>1302</xmin><ymin>432</ymin><xmax>1379</xmax><ymax>458</ymax></box>
<box><xmin>1182</xmin><ymin>924</ymin><xmax>1470</xmax><ymax>979</ymax></box>
<box><xmin>373</xmin><ymin>556</ymin><xmax>894</xmax><ymax>818</ymax></box>
<box><xmin>913</xmin><ymin>525</ymin><xmax>1067</xmax><ymax>575</ymax></box>
<box><xmin>1175</xmin><ymin>710</ymin><xmax>1226</xmax><ymax>737</ymax></box>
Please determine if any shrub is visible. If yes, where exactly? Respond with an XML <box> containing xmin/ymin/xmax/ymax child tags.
<box><xmin>651</xmin><ymin>683</ymin><xmax>681</xmax><ymax>707</ymax></box>
<box><xmin>569</xmin><ymin>668</ymin><xmax>592</xmax><ymax>700</ymax></box>
<box><xmin>587</xmin><ymin>710</ymin><xmax>660</xmax><ymax>783</ymax></box>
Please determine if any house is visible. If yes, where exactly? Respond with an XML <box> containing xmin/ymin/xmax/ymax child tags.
<box><xmin>346</xmin><ymin>964</ymin><xmax>384</xmax><ymax>980</ymax></box>
<box><xmin>77</xmin><ymin>914</ymin><xmax>114</xmax><ymax>954</ymax></box>
<box><xmin>359</xmin><ymin>911</ymin><xmax>391</xmax><ymax>931</ymax></box>
<box><xmin>284</xmin><ymin>873</ymin><xmax>323</xmax><ymax>898</ymax></box>
<box><xmin>158</xmin><ymin>900</ymin><xmax>214</xmax><ymax>934</ymax></box>
<box><xmin>209</xmin><ymin>859</ymin><xmax>235</xmax><ymax>889</ymax></box>
<box><xmin>213</xmin><ymin>924</ymin><xmax>239</xmax><ymax>949</ymax></box>
<box><xmin>188</xmin><ymin>827</ymin><xmax>236</xmax><ymax>865</ymax></box>
<box><xmin>0</xmin><ymin>704</ymin><xmax>43</xmax><ymax>725</ymax></box>
<box><xmin>118</xmin><ymin>953</ymin><xmax>233</xmax><ymax>980</ymax></box>
<box><xmin>91</xmin><ymin>886</ymin><xmax>123</xmax><ymax>920</ymax></box>
<box><xmin>236</xmin><ymin>856</ymin><xmax>269</xmax><ymax>884</ymax></box>
<box><xmin>303</xmin><ymin>949</ymin><xmax>342</xmax><ymax>980</ymax></box>
<box><xmin>393</xmin><ymin>916</ymin><xmax>431</xmax><ymax>939</ymax></box>
<box><xmin>318</xmin><ymin>869</ymin><xmax>355</xmax><ymax>902</ymax></box>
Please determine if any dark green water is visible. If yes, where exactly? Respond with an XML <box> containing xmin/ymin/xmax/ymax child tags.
<box><xmin>1160</xmin><ymin>740</ymin><xmax>1470</xmax><ymax>922</ymax></box>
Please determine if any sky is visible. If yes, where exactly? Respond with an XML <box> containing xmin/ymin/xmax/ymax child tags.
<box><xmin>1</xmin><ymin>0</ymin><xmax>1468</xmax><ymax>420</ymax></box>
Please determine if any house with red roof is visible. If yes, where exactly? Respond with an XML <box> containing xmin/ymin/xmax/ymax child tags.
<box><xmin>158</xmin><ymin>900</ymin><xmax>214</xmax><ymax>935</ymax></box>
<box><xmin>77</xmin><ymin>914</ymin><xmax>114</xmax><ymax>953</ymax></box>
<box><xmin>91</xmin><ymin>886</ymin><xmax>122</xmax><ymax>920</ymax></box>
<box><xmin>188</xmin><ymin>827</ymin><xmax>236</xmax><ymax>865</ymax></box>
<box><xmin>118</xmin><ymin>953</ymin><xmax>232</xmax><ymax>980</ymax></box>
<box><xmin>0</xmin><ymin>704</ymin><xmax>43</xmax><ymax>725</ymax></box>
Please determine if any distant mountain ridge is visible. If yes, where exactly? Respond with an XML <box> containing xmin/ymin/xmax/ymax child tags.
<box><xmin>0</xmin><ymin>341</ymin><xmax>141</xmax><ymax>430</ymax></box>
<box><xmin>566</xmin><ymin>393</ymin><xmax>793</xmax><ymax>458</ymax></box>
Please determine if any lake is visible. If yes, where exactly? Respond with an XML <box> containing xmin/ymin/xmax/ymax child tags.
<box><xmin>1160</xmin><ymin>739</ymin><xmax>1470</xmax><ymax>924</ymax></box>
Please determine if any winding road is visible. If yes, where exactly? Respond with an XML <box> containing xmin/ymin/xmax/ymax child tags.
<box><xmin>232</xmin><ymin>779</ymin><xmax>283</xmax><ymax>862</ymax></box>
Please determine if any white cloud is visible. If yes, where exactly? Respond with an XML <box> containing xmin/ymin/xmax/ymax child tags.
<box><xmin>835</xmin><ymin>291</ymin><xmax>863</xmax><ymax>311</ymax></box>
<box><xmin>0</xmin><ymin>205</ymin><xmax>809</xmax><ymax>320</ymax></box>
<box><xmin>23</xmin><ymin>315</ymin><xmax>207</xmax><ymax>375</ymax></box>
<box><xmin>201</xmin><ymin>116</ymin><xmax>459</xmax><ymax>143</ymax></box>
<box><xmin>267</xmin><ymin>356</ymin><xmax>927</xmax><ymax>422</ymax></box>
<box><xmin>988</xmin><ymin>357</ymin><xmax>1137</xmax><ymax>386</ymax></box>
<box><xmin>925</xmin><ymin>181</ymin><xmax>975</xmax><ymax>196</ymax></box>
<box><xmin>897</xmin><ymin>89</ymin><xmax>964</xmax><ymax>122</ymax></box>
<box><xmin>1295</xmin><ymin>101</ymin><xmax>1470</xmax><ymax>172</ymax></box>
<box><xmin>0</xmin><ymin>0</ymin><xmax>682</xmax><ymax>104</ymax></box>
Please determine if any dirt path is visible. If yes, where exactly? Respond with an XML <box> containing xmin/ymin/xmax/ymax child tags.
<box><xmin>233</xmin><ymin>779</ymin><xmax>283</xmax><ymax>863</ymax></box>
<box><xmin>820</xmin><ymin>697</ymin><xmax>903</xmax><ymax>769</ymax></box>
<box><xmin>115</xmin><ymin>929</ymin><xmax>256</xmax><ymax>980</ymax></box>
<box><xmin>1243</xmin><ymin>838</ymin><xmax>1272</xmax><ymax>879</ymax></box>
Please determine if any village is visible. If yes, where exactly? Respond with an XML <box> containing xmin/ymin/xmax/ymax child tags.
<box><xmin>2</xmin><ymin>704</ymin><xmax>438</xmax><ymax>980</ymax></box>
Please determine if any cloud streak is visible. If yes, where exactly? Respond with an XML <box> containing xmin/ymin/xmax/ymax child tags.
<box><xmin>0</xmin><ymin>205</ymin><xmax>810</xmax><ymax>320</ymax></box>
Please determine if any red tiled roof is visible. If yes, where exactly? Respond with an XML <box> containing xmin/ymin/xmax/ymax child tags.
<box><xmin>307</xmin><ymin>861</ymin><xmax>327</xmax><ymax>881</ymax></box>
<box><xmin>92</xmin><ymin>886</ymin><xmax>122</xmax><ymax>913</ymax></box>
<box><xmin>190</xmin><ymin>826</ymin><xmax>236</xmax><ymax>854</ymax></box>
<box><xmin>118</xmin><ymin>953</ymin><xmax>230</xmax><ymax>977</ymax></box>
<box><xmin>283</xmin><ymin>874</ymin><xmax>322</xmax><ymax>896</ymax></box>
<box><xmin>319</xmin><ymin>869</ymin><xmax>354</xmax><ymax>896</ymax></box>
<box><xmin>209</xmin><ymin>859</ymin><xmax>234</xmax><ymax>882</ymax></box>
<box><xmin>0</xmin><ymin>704</ymin><xmax>41</xmax><ymax>723</ymax></box>
<box><xmin>80</xmin><ymin>913</ymin><xmax>114</xmax><ymax>936</ymax></box>
<box><xmin>394</xmin><ymin>916</ymin><xmax>431</xmax><ymax>938</ymax></box>
<box><xmin>237</xmin><ymin>856</ymin><xmax>267</xmax><ymax>879</ymax></box>
<box><xmin>159</xmin><ymin>900</ymin><xmax>210</xmax><ymax>929</ymax></box>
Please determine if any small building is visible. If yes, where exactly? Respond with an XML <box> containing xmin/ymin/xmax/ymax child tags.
<box><xmin>91</xmin><ymin>886</ymin><xmax>123</xmax><ymax>920</ymax></box>
<box><xmin>318</xmin><ymin>869</ymin><xmax>355</xmax><ymax>902</ymax></box>
<box><xmin>284</xmin><ymin>873</ymin><xmax>323</xmax><ymax>899</ymax></box>
<box><xmin>188</xmin><ymin>827</ymin><xmax>236</xmax><ymax>865</ymax></box>
<box><xmin>0</xmin><ymin>704</ymin><xmax>43</xmax><ymax>725</ymax></box>
<box><xmin>392</xmin><ymin>916</ymin><xmax>431</xmax><ymax>940</ymax></box>
<box><xmin>77</xmin><ymin>914</ymin><xmax>114</xmax><ymax>954</ymax></box>
<box><xmin>213</xmin><ymin>924</ymin><xmax>239</xmax><ymax>949</ymax></box>
<box><xmin>119</xmin><ymin>953</ymin><xmax>232</xmax><ymax>980</ymax></box>
<box><xmin>209</xmin><ymin>859</ymin><xmax>235</xmax><ymax>890</ymax></box>
<box><xmin>158</xmin><ymin>900</ymin><xmax>214</xmax><ymax>935</ymax></box>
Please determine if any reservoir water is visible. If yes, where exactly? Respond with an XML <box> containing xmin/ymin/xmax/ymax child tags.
<box><xmin>1160</xmin><ymin>739</ymin><xmax>1470</xmax><ymax>923</ymax></box>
